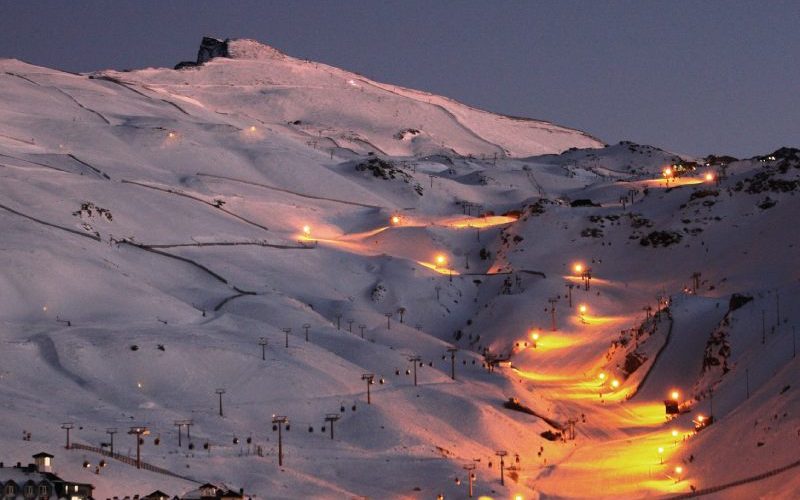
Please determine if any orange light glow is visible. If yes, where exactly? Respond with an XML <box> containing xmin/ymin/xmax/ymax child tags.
<box><xmin>168</xmin><ymin>131</ymin><xmax>176</xmax><ymax>139</ymax></box>
<box><xmin>531</xmin><ymin>332</ymin><xmax>540</xmax><ymax>341</ymax></box>
<box><xmin>302</xmin><ymin>225</ymin><xmax>311</xmax><ymax>235</ymax></box>
<box><xmin>391</xmin><ymin>215</ymin><xmax>401</xmax><ymax>225</ymax></box>
<box><xmin>675</xmin><ymin>465</ymin><xmax>683</xmax><ymax>475</ymax></box>
<box><xmin>657</xmin><ymin>447</ymin><xmax>664</xmax><ymax>454</ymax></box>
<box><xmin>697</xmin><ymin>415</ymin><xmax>705</xmax><ymax>422</ymax></box>
<box><xmin>670</xmin><ymin>390</ymin><xmax>680</xmax><ymax>401</ymax></box>
<box><xmin>611</xmin><ymin>379</ymin><xmax>620</xmax><ymax>389</ymax></box>
<box><xmin>598</xmin><ymin>372</ymin><xmax>606</xmax><ymax>381</ymax></box>
<box><xmin>573</xmin><ymin>263</ymin><xmax>584</xmax><ymax>274</ymax></box>
<box><xmin>435</xmin><ymin>254</ymin><xmax>447</xmax><ymax>266</ymax></box>
<box><xmin>704</xmin><ymin>172</ymin><xmax>715</xmax><ymax>182</ymax></box>
<box><xmin>663</xmin><ymin>167</ymin><xmax>673</xmax><ymax>177</ymax></box>
<box><xmin>579</xmin><ymin>304</ymin><xmax>588</xmax><ymax>314</ymax></box>
<box><xmin>249</xmin><ymin>125</ymin><xmax>257</xmax><ymax>132</ymax></box>
<box><xmin>671</xmin><ymin>429</ymin><xmax>679</xmax><ymax>437</ymax></box>
<box><xmin>446</xmin><ymin>215</ymin><xmax>517</xmax><ymax>229</ymax></box>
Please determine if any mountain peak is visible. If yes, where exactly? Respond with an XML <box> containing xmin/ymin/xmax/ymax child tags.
<box><xmin>175</xmin><ymin>36</ymin><xmax>286</xmax><ymax>69</ymax></box>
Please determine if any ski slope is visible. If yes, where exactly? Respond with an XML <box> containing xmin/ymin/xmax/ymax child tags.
<box><xmin>0</xmin><ymin>38</ymin><xmax>798</xmax><ymax>499</ymax></box>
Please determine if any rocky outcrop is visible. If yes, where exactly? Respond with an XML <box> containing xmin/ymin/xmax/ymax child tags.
<box><xmin>174</xmin><ymin>36</ymin><xmax>230</xmax><ymax>69</ymax></box>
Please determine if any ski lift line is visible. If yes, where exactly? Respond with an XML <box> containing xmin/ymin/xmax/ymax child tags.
<box><xmin>195</xmin><ymin>173</ymin><xmax>384</xmax><ymax>209</ymax></box>
<box><xmin>120</xmin><ymin>179</ymin><xmax>270</xmax><ymax>232</ymax></box>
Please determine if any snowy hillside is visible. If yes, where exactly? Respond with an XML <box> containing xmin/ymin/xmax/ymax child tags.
<box><xmin>0</xmin><ymin>38</ymin><xmax>798</xmax><ymax>499</ymax></box>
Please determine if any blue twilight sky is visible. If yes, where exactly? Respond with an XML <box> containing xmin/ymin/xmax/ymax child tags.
<box><xmin>1</xmin><ymin>0</ymin><xmax>798</xmax><ymax>158</ymax></box>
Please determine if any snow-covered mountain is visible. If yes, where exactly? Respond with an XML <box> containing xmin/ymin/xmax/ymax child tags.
<box><xmin>0</xmin><ymin>37</ymin><xmax>797</xmax><ymax>499</ymax></box>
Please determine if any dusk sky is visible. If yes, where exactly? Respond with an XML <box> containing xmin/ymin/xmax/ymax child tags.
<box><xmin>1</xmin><ymin>0</ymin><xmax>798</xmax><ymax>158</ymax></box>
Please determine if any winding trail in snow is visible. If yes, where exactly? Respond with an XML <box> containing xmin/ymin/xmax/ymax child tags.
<box><xmin>30</xmin><ymin>333</ymin><xmax>90</xmax><ymax>388</ymax></box>
<box><xmin>121</xmin><ymin>179</ymin><xmax>270</xmax><ymax>232</ymax></box>
<box><xmin>196</xmin><ymin>172</ymin><xmax>383</xmax><ymax>209</ymax></box>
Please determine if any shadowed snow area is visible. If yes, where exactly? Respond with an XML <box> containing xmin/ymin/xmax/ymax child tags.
<box><xmin>0</xmin><ymin>38</ymin><xmax>798</xmax><ymax>499</ymax></box>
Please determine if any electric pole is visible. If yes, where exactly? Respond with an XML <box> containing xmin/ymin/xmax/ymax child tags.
<box><xmin>174</xmin><ymin>421</ymin><xmax>184</xmax><ymax>447</ymax></box>
<box><xmin>548</xmin><ymin>297</ymin><xmax>558</xmax><ymax>331</ymax></box>
<box><xmin>565</xmin><ymin>282</ymin><xmax>574</xmax><ymax>307</ymax></box>
<box><xmin>324</xmin><ymin>413</ymin><xmax>340</xmax><ymax>440</ymax></box>
<box><xmin>385</xmin><ymin>313</ymin><xmax>392</xmax><ymax>329</ymax></box>
<box><xmin>362</xmin><ymin>373</ymin><xmax>375</xmax><ymax>404</ymax></box>
<box><xmin>272</xmin><ymin>416</ymin><xmax>288</xmax><ymax>466</ymax></box>
<box><xmin>216</xmin><ymin>388</ymin><xmax>226</xmax><ymax>417</ymax></box>
<box><xmin>258</xmin><ymin>337</ymin><xmax>268</xmax><ymax>360</ymax></box>
<box><xmin>282</xmin><ymin>327</ymin><xmax>291</xmax><ymax>348</ymax></box>
<box><xmin>348</xmin><ymin>319</ymin><xmax>354</xmax><ymax>333</ymax></box>
<box><xmin>61</xmin><ymin>423</ymin><xmax>73</xmax><ymax>449</ymax></box>
<box><xmin>463</xmin><ymin>463</ymin><xmax>476</xmax><ymax>498</ymax></box>
<box><xmin>303</xmin><ymin>323</ymin><xmax>311</xmax><ymax>342</ymax></box>
<box><xmin>409</xmin><ymin>355</ymin><xmax>422</xmax><ymax>386</ymax></box>
<box><xmin>359</xmin><ymin>324</ymin><xmax>366</xmax><ymax>339</ymax></box>
<box><xmin>335</xmin><ymin>313</ymin><xmax>342</xmax><ymax>330</ymax></box>
<box><xmin>106</xmin><ymin>427</ymin><xmax>117</xmax><ymax>455</ymax></box>
<box><xmin>128</xmin><ymin>426</ymin><xmax>149</xmax><ymax>469</ymax></box>
<box><xmin>496</xmin><ymin>450</ymin><xmax>507</xmax><ymax>486</ymax></box>
<box><xmin>447</xmin><ymin>347</ymin><xmax>458</xmax><ymax>380</ymax></box>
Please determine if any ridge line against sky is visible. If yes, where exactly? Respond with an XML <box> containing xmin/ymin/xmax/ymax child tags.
<box><xmin>1</xmin><ymin>0</ymin><xmax>798</xmax><ymax>158</ymax></box>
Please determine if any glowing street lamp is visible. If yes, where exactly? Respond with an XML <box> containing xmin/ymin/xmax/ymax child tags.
<box><xmin>302</xmin><ymin>225</ymin><xmax>311</xmax><ymax>236</ymax></box>
<box><xmin>611</xmin><ymin>379</ymin><xmax>620</xmax><ymax>389</ymax></box>
<box><xmin>657</xmin><ymin>446</ymin><xmax>664</xmax><ymax>464</ymax></box>
<box><xmin>579</xmin><ymin>304</ymin><xmax>588</xmax><ymax>323</ymax></box>
<box><xmin>674</xmin><ymin>465</ymin><xmax>684</xmax><ymax>482</ymax></box>
<box><xmin>435</xmin><ymin>254</ymin><xmax>447</xmax><ymax>267</ymax></box>
<box><xmin>531</xmin><ymin>331</ymin><xmax>540</xmax><ymax>348</ymax></box>
<box><xmin>573</xmin><ymin>263</ymin><xmax>584</xmax><ymax>274</ymax></box>
<box><xmin>391</xmin><ymin>215</ymin><xmax>401</xmax><ymax>225</ymax></box>
<box><xmin>704</xmin><ymin>172</ymin><xmax>715</xmax><ymax>182</ymax></box>
<box><xmin>663</xmin><ymin>167</ymin><xmax>673</xmax><ymax>178</ymax></box>
<box><xmin>670</xmin><ymin>390</ymin><xmax>680</xmax><ymax>401</ymax></box>
<box><xmin>598</xmin><ymin>372</ymin><xmax>606</xmax><ymax>382</ymax></box>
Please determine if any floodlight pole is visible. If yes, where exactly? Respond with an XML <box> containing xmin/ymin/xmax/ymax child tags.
<box><xmin>303</xmin><ymin>323</ymin><xmax>311</xmax><ymax>342</ymax></box>
<box><xmin>259</xmin><ymin>337</ymin><xmax>268</xmax><ymax>360</ymax></box>
<box><xmin>359</xmin><ymin>324</ymin><xmax>366</xmax><ymax>339</ymax></box>
<box><xmin>385</xmin><ymin>313</ymin><xmax>392</xmax><ymax>330</ymax></box>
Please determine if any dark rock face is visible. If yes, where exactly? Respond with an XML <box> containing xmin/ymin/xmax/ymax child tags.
<box><xmin>197</xmin><ymin>36</ymin><xmax>229</xmax><ymax>64</ymax></box>
<box><xmin>174</xmin><ymin>36</ymin><xmax>230</xmax><ymax>70</ymax></box>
